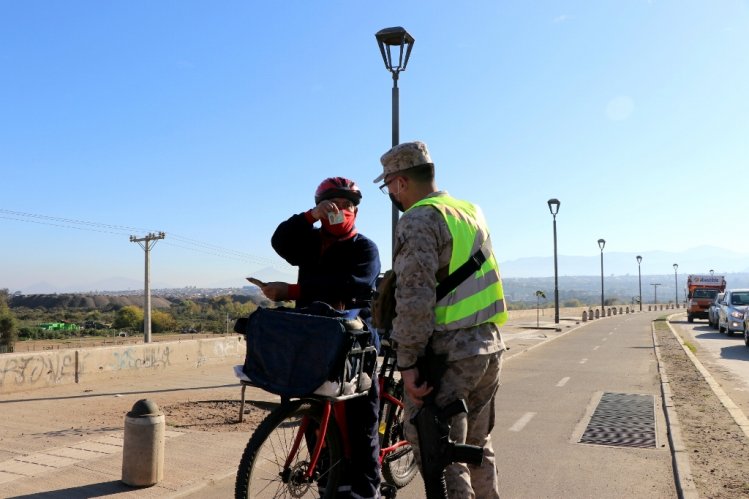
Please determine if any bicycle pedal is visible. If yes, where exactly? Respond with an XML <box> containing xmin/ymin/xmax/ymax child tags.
<box><xmin>380</xmin><ymin>483</ymin><xmax>397</xmax><ymax>498</ymax></box>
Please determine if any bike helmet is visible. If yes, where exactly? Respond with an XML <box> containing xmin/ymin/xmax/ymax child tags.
<box><xmin>314</xmin><ymin>177</ymin><xmax>362</xmax><ymax>206</ymax></box>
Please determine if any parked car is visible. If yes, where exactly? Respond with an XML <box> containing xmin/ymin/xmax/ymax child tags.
<box><xmin>718</xmin><ymin>289</ymin><xmax>749</xmax><ymax>336</ymax></box>
<box><xmin>708</xmin><ymin>292</ymin><xmax>725</xmax><ymax>329</ymax></box>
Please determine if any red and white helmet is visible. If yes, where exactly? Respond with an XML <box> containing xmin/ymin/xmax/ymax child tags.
<box><xmin>314</xmin><ymin>177</ymin><xmax>362</xmax><ymax>206</ymax></box>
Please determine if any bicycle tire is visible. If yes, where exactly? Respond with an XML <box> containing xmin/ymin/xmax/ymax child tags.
<box><xmin>380</xmin><ymin>380</ymin><xmax>418</xmax><ymax>488</ymax></box>
<box><xmin>235</xmin><ymin>399</ymin><xmax>343</xmax><ymax>499</ymax></box>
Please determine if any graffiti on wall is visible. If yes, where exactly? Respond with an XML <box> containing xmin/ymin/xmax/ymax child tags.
<box><xmin>0</xmin><ymin>352</ymin><xmax>77</xmax><ymax>388</ymax></box>
<box><xmin>111</xmin><ymin>346</ymin><xmax>171</xmax><ymax>371</ymax></box>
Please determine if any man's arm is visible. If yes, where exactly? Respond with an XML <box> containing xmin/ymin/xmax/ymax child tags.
<box><xmin>391</xmin><ymin>209</ymin><xmax>442</xmax><ymax>371</ymax></box>
<box><xmin>270</xmin><ymin>212</ymin><xmax>319</xmax><ymax>266</ymax></box>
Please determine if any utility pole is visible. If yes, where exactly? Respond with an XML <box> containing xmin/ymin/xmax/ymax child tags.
<box><xmin>130</xmin><ymin>232</ymin><xmax>166</xmax><ymax>343</ymax></box>
<box><xmin>651</xmin><ymin>283</ymin><xmax>662</xmax><ymax>305</ymax></box>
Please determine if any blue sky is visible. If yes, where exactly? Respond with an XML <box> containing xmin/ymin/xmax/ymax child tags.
<box><xmin>2</xmin><ymin>1</ymin><xmax>749</xmax><ymax>292</ymax></box>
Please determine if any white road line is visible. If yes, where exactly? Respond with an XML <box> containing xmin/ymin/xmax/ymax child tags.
<box><xmin>556</xmin><ymin>377</ymin><xmax>570</xmax><ymax>387</ymax></box>
<box><xmin>609</xmin><ymin>331</ymin><xmax>614</xmax><ymax>335</ymax></box>
<box><xmin>593</xmin><ymin>346</ymin><xmax>600</xmax><ymax>351</ymax></box>
<box><xmin>509</xmin><ymin>412</ymin><xmax>536</xmax><ymax>432</ymax></box>
<box><xmin>579</xmin><ymin>358</ymin><xmax>588</xmax><ymax>364</ymax></box>
<box><xmin>602</xmin><ymin>337</ymin><xmax>608</xmax><ymax>342</ymax></box>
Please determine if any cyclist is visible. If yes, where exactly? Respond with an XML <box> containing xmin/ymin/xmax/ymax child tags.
<box><xmin>256</xmin><ymin>176</ymin><xmax>383</xmax><ymax>498</ymax></box>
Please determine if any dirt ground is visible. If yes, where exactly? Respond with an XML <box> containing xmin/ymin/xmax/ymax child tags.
<box><xmin>655</xmin><ymin>320</ymin><xmax>749</xmax><ymax>498</ymax></box>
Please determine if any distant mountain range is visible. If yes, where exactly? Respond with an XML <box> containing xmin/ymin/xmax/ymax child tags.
<box><xmin>10</xmin><ymin>247</ymin><xmax>748</xmax><ymax>296</ymax></box>
<box><xmin>500</xmin><ymin>245</ymin><xmax>749</xmax><ymax>278</ymax></box>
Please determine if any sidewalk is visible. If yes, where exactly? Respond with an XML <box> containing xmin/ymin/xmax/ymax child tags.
<box><xmin>0</xmin><ymin>312</ymin><xmax>595</xmax><ymax>498</ymax></box>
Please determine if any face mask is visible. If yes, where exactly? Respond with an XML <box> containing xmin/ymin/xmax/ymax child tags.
<box><xmin>388</xmin><ymin>178</ymin><xmax>405</xmax><ymax>212</ymax></box>
<box><xmin>389</xmin><ymin>193</ymin><xmax>405</xmax><ymax>213</ymax></box>
<box><xmin>321</xmin><ymin>209</ymin><xmax>356</xmax><ymax>237</ymax></box>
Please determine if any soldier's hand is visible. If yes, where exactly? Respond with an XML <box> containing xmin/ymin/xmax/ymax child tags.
<box><xmin>259</xmin><ymin>282</ymin><xmax>290</xmax><ymax>301</ymax></box>
<box><xmin>400</xmin><ymin>368</ymin><xmax>433</xmax><ymax>407</ymax></box>
<box><xmin>311</xmin><ymin>200</ymin><xmax>340</xmax><ymax>221</ymax></box>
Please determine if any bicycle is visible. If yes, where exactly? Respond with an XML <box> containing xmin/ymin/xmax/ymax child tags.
<box><xmin>234</xmin><ymin>334</ymin><xmax>417</xmax><ymax>498</ymax></box>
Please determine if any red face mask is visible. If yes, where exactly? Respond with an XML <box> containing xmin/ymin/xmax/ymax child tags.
<box><xmin>321</xmin><ymin>209</ymin><xmax>356</xmax><ymax>238</ymax></box>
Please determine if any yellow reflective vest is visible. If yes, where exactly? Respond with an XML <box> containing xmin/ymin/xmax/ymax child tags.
<box><xmin>409</xmin><ymin>194</ymin><xmax>508</xmax><ymax>330</ymax></box>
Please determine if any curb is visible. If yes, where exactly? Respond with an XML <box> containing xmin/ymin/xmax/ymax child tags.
<box><xmin>651</xmin><ymin>319</ymin><xmax>699</xmax><ymax>499</ymax></box>
<box><xmin>665</xmin><ymin>314</ymin><xmax>749</xmax><ymax>440</ymax></box>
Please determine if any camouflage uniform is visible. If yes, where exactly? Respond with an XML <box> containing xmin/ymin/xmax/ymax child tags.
<box><xmin>392</xmin><ymin>191</ymin><xmax>505</xmax><ymax>499</ymax></box>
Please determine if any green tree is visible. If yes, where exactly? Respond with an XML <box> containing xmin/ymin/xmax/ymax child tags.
<box><xmin>0</xmin><ymin>290</ymin><xmax>18</xmax><ymax>352</ymax></box>
<box><xmin>113</xmin><ymin>305</ymin><xmax>144</xmax><ymax>331</ymax></box>
<box><xmin>151</xmin><ymin>310</ymin><xmax>177</xmax><ymax>333</ymax></box>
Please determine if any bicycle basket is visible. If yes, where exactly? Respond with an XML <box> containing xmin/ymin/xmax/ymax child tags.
<box><xmin>236</xmin><ymin>304</ymin><xmax>374</xmax><ymax>398</ymax></box>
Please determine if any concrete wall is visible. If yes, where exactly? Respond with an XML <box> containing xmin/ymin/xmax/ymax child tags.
<box><xmin>0</xmin><ymin>336</ymin><xmax>246</xmax><ymax>395</ymax></box>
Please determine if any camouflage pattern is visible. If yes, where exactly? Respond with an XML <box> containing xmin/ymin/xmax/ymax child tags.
<box><xmin>403</xmin><ymin>351</ymin><xmax>503</xmax><ymax>499</ymax></box>
<box><xmin>391</xmin><ymin>191</ymin><xmax>505</xmax><ymax>369</ymax></box>
<box><xmin>373</xmin><ymin>141</ymin><xmax>433</xmax><ymax>183</ymax></box>
<box><xmin>391</xmin><ymin>190</ymin><xmax>504</xmax><ymax>498</ymax></box>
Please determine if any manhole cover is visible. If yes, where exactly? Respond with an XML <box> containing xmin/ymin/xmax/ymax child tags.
<box><xmin>579</xmin><ymin>392</ymin><xmax>656</xmax><ymax>448</ymax></box>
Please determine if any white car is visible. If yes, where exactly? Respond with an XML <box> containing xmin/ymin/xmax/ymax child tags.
<box><xmin>718</xmin><ymin>289</ymin><xmax>749</xmax><ymax>336</ymax></box>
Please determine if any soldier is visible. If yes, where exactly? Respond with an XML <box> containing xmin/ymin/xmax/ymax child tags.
<box><xmin>374</xmin><ymin>141</ymin><xmax>507</xmax><ymax>498</ymax></box>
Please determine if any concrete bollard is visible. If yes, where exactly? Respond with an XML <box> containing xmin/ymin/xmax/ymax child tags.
<box><xmin>626</xmin><ymin>306</ymin><xmax>630</xmax><ymax>314</ymax></box>
<box><xmin>588</xmin><ymin>309</ymin><xmax>594</xmax><ymax>320</ymax></box>
<box><xmin>612</xmin><ymin>307</ymin><xmax>617</xmax><ymax>315</ymax></box>
<box><xmin>582</xmin><ymin>310</ymin><xmax>588</xmax><ymax>322</ymax></box>
<box><xmin>648</xmin><ymin>305</ymin><xmax>652</xmax><ymax>311</ymax></box>
<box><xmin>122</xmin><ymin>399</ymin><xmax>165</xmax><ymax>487</ymax></box>
<box><xmin>595</xmin><ymin>309</ymin><xmax>600</xmax><ymax>319</ymax></box>
<box><xmin>607</xmin><ymin>308</ymin><xmax>611</xmax><ymax>317</ymax></box>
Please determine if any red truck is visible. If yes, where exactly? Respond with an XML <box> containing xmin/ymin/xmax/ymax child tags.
<box><xmin>687</xmin><ymin>274</ymin><xmax>727</xmax><ymax>323</ymax></box>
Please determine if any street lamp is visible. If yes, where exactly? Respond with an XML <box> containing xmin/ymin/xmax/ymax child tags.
<box><xmin>673</xmin><ymin>263</ymin><xmax>679</xmax><ymax>308</ymax></box>
<box><xmin>375</xmin><ymin>26</ymin><xmax>415</xmax><ymax>254</ymax></box>
<box><xmin>598</xmin><ymin>239</ymin><xmax>606</xmax><ymax>313</ymax></box>
<box><xmin>547</xmin><ymin>198</ymin><xmax>561</xmax><ymax>324</ymax></box>
<box><xmin>636</xmin><ymin>255</ymin><xmax>643</xmax><ymax>311</ymax></box>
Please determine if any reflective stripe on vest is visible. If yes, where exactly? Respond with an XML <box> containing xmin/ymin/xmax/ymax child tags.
<box><xmin>408</xmin><ymin>195</ymin><xmax>508</xmax><ymax>330</ymax></box>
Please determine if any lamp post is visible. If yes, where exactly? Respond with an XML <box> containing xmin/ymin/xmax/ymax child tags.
<box><xmin>636</xmin><ymin>255</ymin><xmax>643</xmax><ymax>311</ymax></box>
<box><xmin>598</xmin><ymin>239</ymin><xmax>606</xmax><ymax>313</ymax></box>
<box><xmin>375</xmin><ymin>26</ymin><xmax>415</xmax><ymax>254</ymax></box>
<box><xmin>673</xmin><ymin>263</ymin><xmax>679</xmax><ymax>308</ymax></box>
<box><xmin>547</xmin><ymin>198</ymin><xmax>561</xmax><ymax>324</ymax></box>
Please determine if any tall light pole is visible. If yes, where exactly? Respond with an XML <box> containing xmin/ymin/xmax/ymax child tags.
<box><xmin>130</xmin><ymin>232</ymin><xmax>166</xmax><ymax>343</ymax></box>
<box><xmin>651</xmin><ymin>283</ymin><xmax>662</xmax><ymax>304</ymax></box>
<box><xmin>375</xmin><ymin>27</ymin><xmax>415</xmax><ymax>255</ymax></box>
<box><xmin>636</xmin><ymin>255</ymin><xmax>643</xmax><ymax>311</ymax></box>
<box><xmin>598</xmin><ymin>239</ymin><xmax>606</xmax><ymax>313</ymax></box>
<box><xmin>673</xmin><ymin>263</ymin><xmax>679</xmax><ymax>307</ymax></box>
<box><xmin>547</xmin><ymin>199</ymin><xmax>561</xmax><ymax>324</ymax></box>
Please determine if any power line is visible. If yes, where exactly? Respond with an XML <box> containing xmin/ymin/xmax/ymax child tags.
<box><xmin>0</xmin><ymin>208</ymin><xmax>286</xmax><ymax>269</ymax></box>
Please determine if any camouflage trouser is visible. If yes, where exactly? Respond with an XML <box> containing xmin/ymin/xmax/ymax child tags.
<box><xmin>404</xmin><ymin>350</ymin><xmax>503</xmax><ymax>499</ymax></box>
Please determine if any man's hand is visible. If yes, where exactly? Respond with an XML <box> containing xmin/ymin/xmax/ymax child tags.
<box><xmin>259</xmin><ymin>282</ymin><xmax>290</xmax><ymax>301</ymax></box>
<box><xmin>310</xmin><ymin>200</ymin><xmax>340</xmax><ymax>221</ymax></box>
<box><xmin>400</xmin><ymin>367</ymin><xmax>434</xmax><ymax>407</ymax></box>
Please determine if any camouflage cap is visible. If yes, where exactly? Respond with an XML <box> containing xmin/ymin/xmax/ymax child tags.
<box><xmin>373</xmin><ymin>141</ymin><xmax>433</xmax><ymax>183</ymax></box>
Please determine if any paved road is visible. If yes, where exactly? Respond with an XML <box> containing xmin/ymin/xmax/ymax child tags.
<box><xmin>187</xmin><ymin>310</ymin><xmax>677</xmax><ymax>498</ymax></box>
<box><xmin>495</xmin><ymin>311</ymin><xmax>674</xmax><ymax>498</ymax></box>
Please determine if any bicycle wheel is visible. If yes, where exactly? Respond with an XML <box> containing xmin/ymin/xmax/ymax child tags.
<box><xmin>235</xmin><ymin>399</ymin><xmax>343</xmax><ymax>499</ymax></box>
<box><xmin>380</xmin><ymin>380</ymin><xmax>418</xmax><ymax>488</ymax></box>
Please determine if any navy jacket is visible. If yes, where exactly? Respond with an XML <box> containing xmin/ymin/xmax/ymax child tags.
<box><xmin>271</xmin><ymin>212</ymin><xmax>381</xmax><ymax>311</ymax></box>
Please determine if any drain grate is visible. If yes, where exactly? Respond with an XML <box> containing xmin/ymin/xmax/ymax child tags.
<box><xmin>579</xmin><ymin>392</ymin><xmax>656</xmax><ymax>448</ymax></box>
